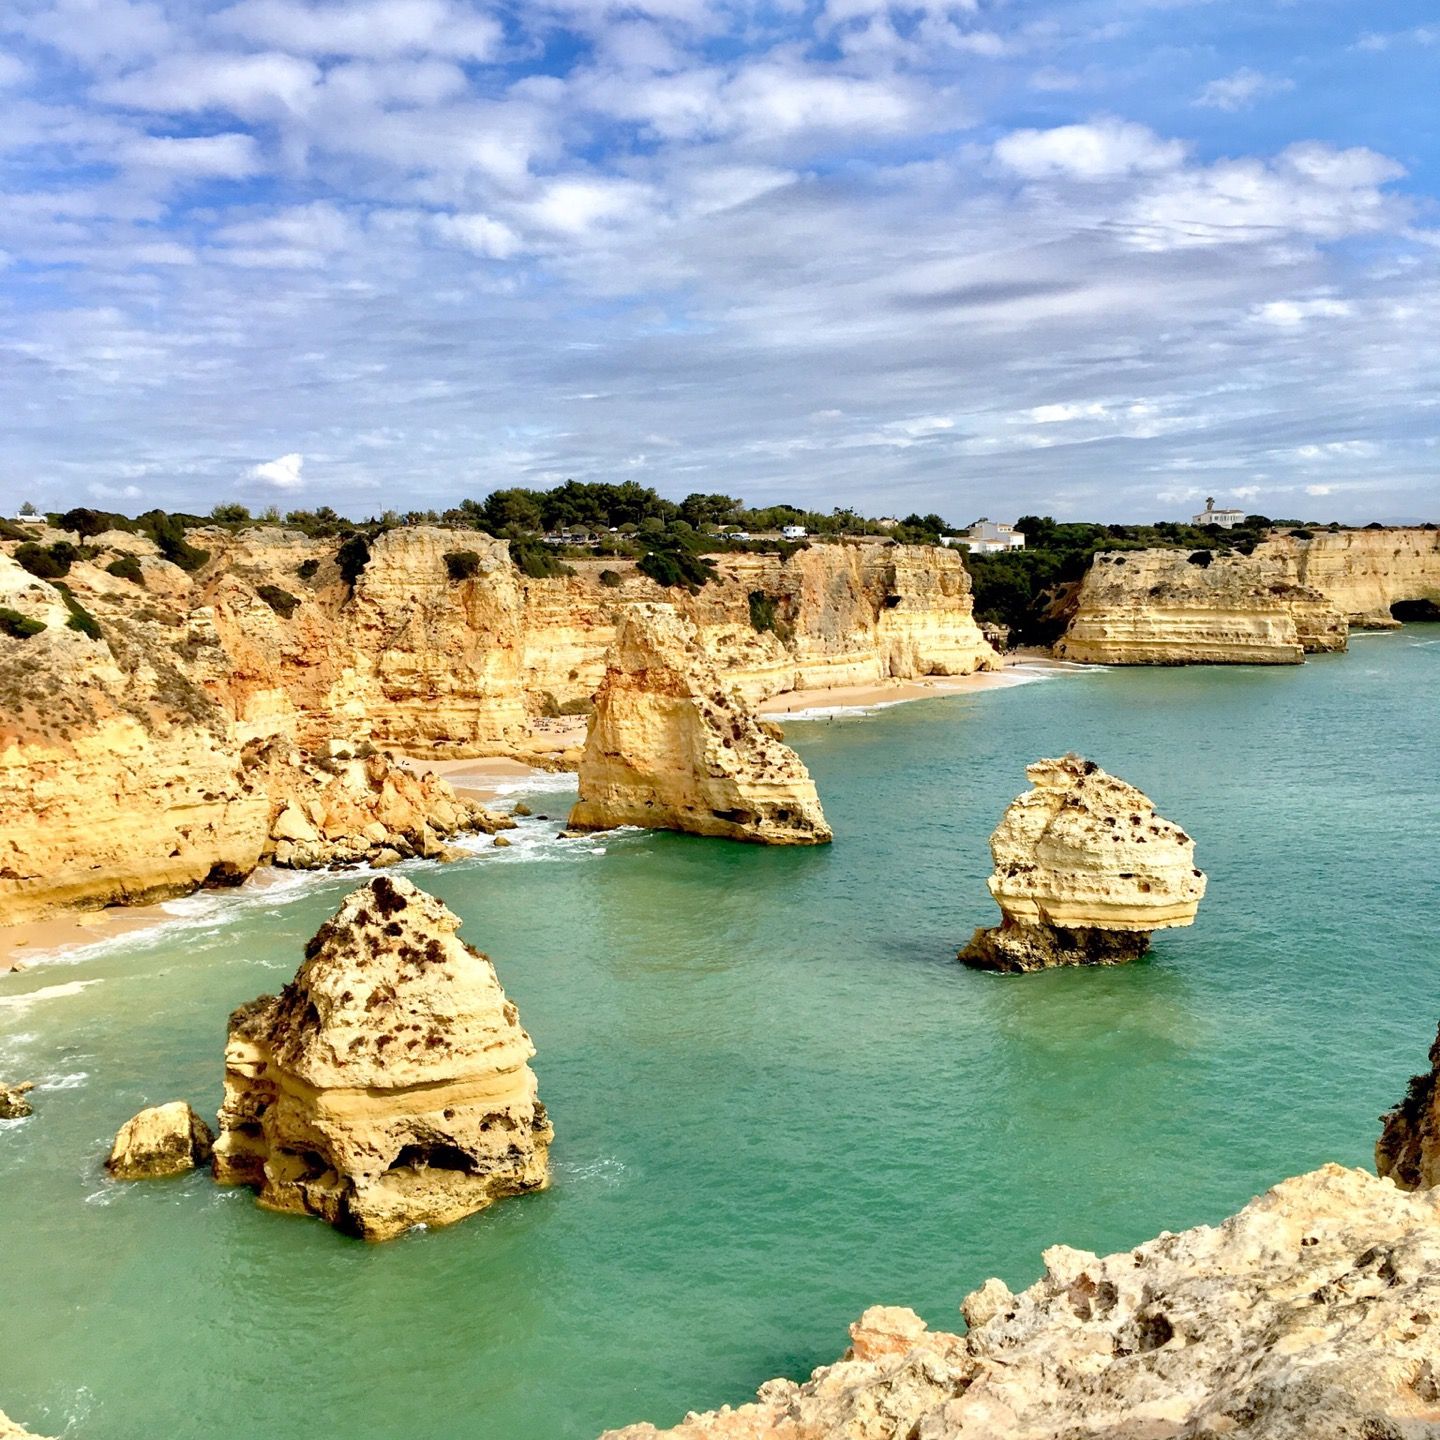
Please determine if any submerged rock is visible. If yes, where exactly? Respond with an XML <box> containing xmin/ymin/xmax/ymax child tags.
<box><xmin>568</xmin><ymin>604</ymin><xmax>832</xmax><ymax>845</ymax></box>
<box><xmin>0</xmin><ymin>1081</ymin><xmax>34</xmax><ymax>1119</ymax></box>
<box><xmin>106</xmin><ymin>1102</ymin><xmax>214</xmax><ymax>1179</ymax></box>
<box><xmin>1377</xmin><ymin>1020</ymin><xmax>1440</xmax><ymax>1191</ymax></box>
<box><xmin>212</xmin><ymin>875</ymin><xmax>551</xmax><ymax>1241</ymax></box>
<box><xmin>601</xmin><ymin>1164</ymin><xmax>1440</xmax><ymax>1439</ymax></box>
<box><xmin>959</xmin><ymin>754</ymin><xmax>1205</xmax><ymax>972</ymax></box>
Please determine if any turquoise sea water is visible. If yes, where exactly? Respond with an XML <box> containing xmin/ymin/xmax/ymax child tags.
<box><xmin>2</xmin><ymin>627</ymin><xmax>1438</xmax><ymax>1439</ymax></box>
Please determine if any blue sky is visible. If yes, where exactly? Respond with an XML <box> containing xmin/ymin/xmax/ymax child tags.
<box><xmin>1</xmin><ymin>0</ymin><xmax>1437</xmax><ymax>523</ymax></box>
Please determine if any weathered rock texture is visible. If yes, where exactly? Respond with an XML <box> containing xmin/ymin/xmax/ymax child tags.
<box><xmin>602</xmin><ymin>1164</ymin><xmax>1440</xmax><ymax>1440</ymax></box>
<box><xmin>568</xmin><ymin>605</ymin><xmax>832</xmax><ymax>844</ymax></box>
<box><xmin>212</xmin><ymin>875</ymin><xmax>551</xmax><ymax>1240</ymax></box>
<box><xmin>1</xmin><ymin>527</ymin><xmax>991</xmax><ymax>923</ymax></box>
<box><xmin>1272</xmin><ymin>528</ymin><xmax>1440</xmax><ymax>629</ymax></box>
<box><xmin>105</xmin><ymin>1102</ymin><xmax>214</xmax><ymax>1179</ymax></box>
<box><xmin>0</xmin><ymin>1081</ymin><xmax>34</xmax><ymax>1119</ymax></box>
<box><xmin>1377</xmin><ymin>1020</ymin><xmax>1440</xmax><ymax>1192</ymax></box>
<box><xmin>959</xmin><ymin>755</ymin><xmax>1205</xmax><ymax>971</ymax></box>
<box><xmin>1055</xmin><ymin>549</ymin><xmax>1347</xmax><ymax>665</ymax></box>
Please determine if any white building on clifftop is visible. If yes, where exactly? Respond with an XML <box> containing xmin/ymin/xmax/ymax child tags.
<box><xmin>1193</xmin><ymin>497</ymin><xmax>1246</xmax><ymax>529</ymax></box>
<box><xmin>943</xmin><ymin>520</ymin><xmax>1026</xmax><ymax>554</ymax></box>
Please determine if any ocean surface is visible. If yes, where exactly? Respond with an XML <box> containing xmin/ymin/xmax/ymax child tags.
<box><xmin>2</xmin><ymin>626</ymin><xmax>1437</xmax><ymax>1439</ymax></box>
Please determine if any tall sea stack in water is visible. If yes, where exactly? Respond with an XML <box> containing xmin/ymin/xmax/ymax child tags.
<box><xmin>959</xmin><ymin>754</ymin><xmax>1205</xmax><ymax>971</ymax></box>
<box><xmin>212</xmin><ymin>875</ymin><xmax>551</xmax><ymax>1240</ymax></box>
<box><xmin>568</xmin><ymin>603</ymin><xmax>832</xmax><ymax>845</ymax></box>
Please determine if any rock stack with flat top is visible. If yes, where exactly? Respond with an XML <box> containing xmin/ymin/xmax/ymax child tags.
<box><xmin>568</xmin><ymin>603</ymin><xmax>832</xmax><ymax>845</ymax></box>
<box><xmin>960</xmin><ymin>754</ymin><xmax>1205</xmax><ymax>971</ymax></box>
<box><xmin>211</xmin><ymin>875</ymin><xmax>551</xmax><ymax>1240</ymax></box>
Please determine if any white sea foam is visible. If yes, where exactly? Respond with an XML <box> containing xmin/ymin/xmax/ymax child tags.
<box><xmin>556</xmin><ymin>1154</ymin><xmax>627</xmax><ymax>1187</ymax></box>
<box><xmin>488</xmin><ymin>770</ymin><xmax>580</xmax><ymax>797</ymax></box>
<box><xmin>0</xmin><ymin>980</ymin><xmax>101</xmax><ymax>1010</ymax></box>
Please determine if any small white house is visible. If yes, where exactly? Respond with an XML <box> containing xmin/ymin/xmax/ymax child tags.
<box><xmin>944</xmin><ymin>519</ymin><xmax>1026</xmax><ymax>555</ymax></box>
<box><xmin>1193</xmin><ymin>497</ymin><xmax>1246</xmax><ymax>529</ymax></box>
<box><xmin>781</xmin><ymin>524</ymin><xmax>808</xmax><ymax>540</ymax></box>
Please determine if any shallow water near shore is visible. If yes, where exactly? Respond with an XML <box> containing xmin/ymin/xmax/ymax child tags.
<box><xmin>2</xmin><ymin>627</ymin><xmax>1438</xmax><ymax>1439</ymax></box>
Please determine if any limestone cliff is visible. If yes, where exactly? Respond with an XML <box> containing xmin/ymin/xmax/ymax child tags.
<box><xmin>1268</xmin><ymin>527</ymin><xmax>1440</xmax><ymax>628</ymax></box>
<box><xmin>2</xmin><ymin>523</ymin><xmax>998</xmax><ymax>922</ymax></box>
<box><xmin>212</xmin><ymin>876</ymin><xmax>551</xmax><ymax>1240</ymax></box>
<box><xmin>1055</xmin><ymin>549</ymin><xmax>1347</xmax><ymax>665</ymax></box>
<box><xmin>1377</xmin><ymin>1021</ymin><xmax>1440</xmax><ymax>1191</ymax></box>
<box><xmin>568</xmin><ymin>605</ymin><xmax>832</xmax><ymax>844</ymax></box>
<box><xmin>0</xmin><ymin>1409</ymin><xmax>53</xmax><ymax>1440</ymax></box>
<box><xmin>601</xmin><ymin>1163</ymin><xmax>1440</xmax><ymax>1440</ymax></box>
<box><xmin>106</xmin><ymin>1102</ymin><xmax>214</xmax><ymax>1179</ymax></box>
<box><xmin>959</xmin><ymin>754</ymin><xmax>1205</xmax><ymax>971</ymax></box>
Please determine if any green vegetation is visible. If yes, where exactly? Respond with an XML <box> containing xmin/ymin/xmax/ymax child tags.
<box><xmin>256</xmin><ymin>584</ymin><xmax>300</xmax><ymax>618</ymax></box>
<box><xmin>636</xmin><ymin>531</ymin><xmax>716</xmax><ymax>590</ymax></box>
<box><xmin>14</xmin><ymin>541</ymin><xmax>78</xmax><ymax>580</ymax></box>
<box><xmin>297</xmin><ymin>558</ymin><xmax>320</xmax><ymax>581</ymax></box>
<box><xmin>55</xmin><ymin>585</ymin><xmax>102</xmax><ymax>640</ymax></box>
<box><xmin>105</xmin><ymin>554</ymin><xmax>145</xmax><ymax>585</ymax></box>
<box><xmin>0</xmin><ymin>607</ymin><xmax>45</xmax><ymax>639</ymax></box>
<box><xmin>443</xmin><ymin>549</ymin><xmax>482</xmax><ymax>582</ymax></box>
<box><xmin>210</xmin><ymin>503</ymin><xmax>251</xmax><ymax>525</ymax></box>
<box><xmin>747</xmin><ymin>590</ymin><xmax>794</xmax><ymax>641</ymax></box>
<box><xmin>511</xmin><ymin>538</ymin><xmax>574</xmax><ymax>579</ymax></box>
<box><xmin>0</xmin><ymin>519</ymin><xmax>37</xmax><ymax>542</ymax></box>
<box><xmin>138</xmin><ymin>510</ymin><xmax>210</xmax><ymax>572</ymax></box>
<box><xmin>598</xmin><ymin>568</ymin><xmax>624</xmax><ymax>588</ymax></box>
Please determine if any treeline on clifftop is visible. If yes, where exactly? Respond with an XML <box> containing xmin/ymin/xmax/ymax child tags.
<box><xmin>964</xmin><ymin>514</ymin><xmax>1318</xmax><ymax>646</ymax></box>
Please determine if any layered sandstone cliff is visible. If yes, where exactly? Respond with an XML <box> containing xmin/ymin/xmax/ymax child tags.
<box><xmin>0</xmin><ymin>1410</ymin><xmax>52</xmax><ymax>1440</ymax></box>
<box><xmin>959</xmin><ymin>754</ymin><xmax>1205</xmax><ymax>971</ymax></box>
<box><xmin>1377</xmin><ymin>1020</ymin><xmax>1440</xmax><ymax>1191</ymax></box>
<box><xmin>569</xmin><ymin>605</ymin><xmax>832</xmax><ymax>844</ymax></box>
<box><xmin>212</xmin><ymin>875</ymin><xmax>551</xmax><ymax>1240</ymax></box>
<box><xmin>106</xmin><ymin>1102</ymin><xmax>214</xmax><ymax>1180</ymax></box>
<box><xmin>601</xmin><ymin>1163</ymin><xmax>1440</xmax><ymax>1440</ymax></box>
<box><xmin>1268</xmin><ymin>527</ymin><xmax>1440</xmax><ymax>628</ymax></box>
<box><xmin>1055</xmin><ymin>549</ymin><xmax>1347</xmax><ymax>665</ymax></box>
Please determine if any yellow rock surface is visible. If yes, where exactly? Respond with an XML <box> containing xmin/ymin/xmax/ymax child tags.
<box><xmin>105</xmin><ymin>1101</ymin><xmax>214</xmax><ymax>1180</ymax></box>
<box><xmin>1377</xmin><ymin>1020</ymin><xmax>1440</xmax><ymax>1191</ymax></box>
<box><xmin>568</xmin><ymin>604</ymin><xmax>832</xmax><ymax>844</ymax></box>
<box><xmin>960</xmin><ymin>754</ymin><xmax>1205</xmax><ymax>970</ymax></box>
<box><xmin>212</xmin><ymin>876</ymin><xmax>551</xmax><ymax>1241</ymax></box>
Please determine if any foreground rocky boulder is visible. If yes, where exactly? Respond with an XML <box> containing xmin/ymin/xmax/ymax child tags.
<box><xmin>960</xmin><ymin>755</ymin><xmax>1205</xmax><ymax>971</ymax></box>
<box><xmin>1378</xmin><ymin>1020</ymin><xmax>1440</xmax><ymax>1191</ymax></box>
<box><xmin>0</xmin><ymin>1081</ymin><xmax>34</xmax><ymax>1119</ymax></box>
<box><xmin>1055</xmin><ymin>548</ymin><xmax>1347</xmax><ymax>664</ymax></box>
<box><xmin>0</xmin><ymin>1409</ymin><xmax>54</xmax><ymax>1439</ymax></box>
<box><xmin>602</xmin><ymin>1164</ymin><xmax>1440</xmax><ymax>1439</ymax></box>
<box><xmin>212</xmin><ymin>875</ymin><xmax>551</xmax><ymax>1240</ymax></box>
<box><xmin>568</xmin><ymin>604</ymin><xmax>832</xmax><ymax>845</ymax></box>
<box><xmin>106</xmin><ymin>1102</ymin><xmax>214</xmax><ymax>1179</ymax></box>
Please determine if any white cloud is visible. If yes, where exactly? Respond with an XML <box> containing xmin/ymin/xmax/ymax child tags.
<box><xmin>1305</xmin><ymin>484</ymin><xmax>1333</xmax><ymax>495</ymax></box>
<box><xmin>1194</xmin><ymin>68</ymin><xmax>1293</xmax><ymax>112</ymax></box>
<box><xmin>431</xmin><ymin>211</ymin><xmax>522</xmax><ymax>258</ymax></box>
<box><xmin>215</xmin><ymin>0</ymin><xmax>502</xmax><ymax>59</ymax></box>
<box><xmin>1029</xmin><ymin>401</ymin><xmax>1108</xmax><ymax>423</ymax></box>
<box><xmin>994</xmin><ymin>120</ymin><xmax>1186</xmax><ymax>181</ymax></box>
<box><xmin>0</xmin><ymin>52</ymin><xmax>29</xmax><ymax>89</ymax></box>
<box><xmin>250</xmin><ymin>452</ymin><xmax>304</xmax><ymax>487</ymax></box>
<box><xmin>520</xmin><ymin>177</ymin><xmax>656</xmax><ymax>236</ymax></box>
<box><xmin>1251</xmin><ymin>297</ymin><xmax>1353</xmax><ymax>327</ymax></box>
<box><xmin>21</xmin><ymin>0</ymin><xmax>173</xmax><ymax>67</ymax></box>
<box><xmin>119</xmin><ymin>133</ymin><xmax>263</xmax><ymax>178</ymax></box>
<box><xmin>97</xmin><ymin>53</ymin><xmax>321</xmax><ymax>118</ymax></box>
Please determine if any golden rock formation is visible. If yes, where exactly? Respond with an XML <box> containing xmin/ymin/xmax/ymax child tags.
<box><xmin>1055</xmin><ymin>548</ymin><xmax>1347</xmax><ymax>665</ymax></box>
<box><xmin>212</xmin><ymin>876</ymin><xmax>551</xmax><ymax>1241</ymax></box>
<box><xmin>568</xmin><ymin>604</ymin><xmax>832</xmax><ymax>844</ymax></box>
<box><xmin>1270</xmin><ymin>527</ymin><xmax>1440</xmax><ymax>628</ymax></box>
<box><xmin>0</xmin><ymin>1081</ymin><xmax>34</xmax><ymax>1119</ymax></box>
<box><xmin>0</xmin><ymin>1409</ymin><xmax>54</xmax><ymax>1439</ymax></box>
<box><xmin>600</xmin><ymin>1164</ymin><xmax>1440</xmax><ymax>1440</ymax></box>
<box><xmin>105</xmin><ymin>1102</ymin><xmax>214</xmax><ymax>1179</ymax></box>
<box><xmin>960</xmin><ymin>754</ymin><xmax>1205</xmax><ymax>971</ymax></box>
<box><xmin>1377</xmin><ymin>1021</ymin><xmax>1440</xmax><ymax>1191</ymax></box>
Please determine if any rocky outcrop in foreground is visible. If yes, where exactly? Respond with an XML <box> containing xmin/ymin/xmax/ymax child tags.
<box><xmin>0</xmin><ymin>1409</ymin><xmax>53</xmax><ymax>1439</ymax></box>
<box><xmin>106</xmin><ymin>1102</ymin><xmax>215</xmax><ymax>1179</ymax></box>
<box><xmin>0</xmin><ymin>1081</ymin><xmax>34</xmax><ymax>1119</ymax></box>
<box><xmin>602</xmin><ymin>1164</ymin><xmax>1440</xmax><ymax>1439</ymax></box>
<box><xmin>1378</xmin><ymin>1020</ymin><xmax>1440</xmax><ymax>1192</ymax></box>
<box><xmin>212</xmin><ymin>876</ymin><xmax>551</xmax><ymax>1240</ymax></box>
<box><xmin>569</xmin><ymin>605</ymin><xmax>832</xmax><ymax>845</ymax></box>
<box><xmin>1055</xmin><ymin>548</ymin><xmax>1347</xmax><ymax>665</ymax></box>
<box><xmin>960</xmin><ymin>755</ymin><xmax>1205</xmax><ymax>971</ymax></box>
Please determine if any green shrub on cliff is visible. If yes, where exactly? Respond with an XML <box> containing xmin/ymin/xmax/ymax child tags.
<box><xmin>336</xmin><ymin>533</ymin><xmax>372</xmax><ymax>589</ymax></box>
<box><xmin>54</xmin><ymin>585</ymin><xmax>102</xmax><ymax>640</ymax></box>
<box><xmin>105</xmin><ymin>554</ymin><xmax>145</xmax><ymax>586</ymax></box>
<box><xmin>598</xmin><ymin>569</ymin><xmax>624</xmax><ymax>588</ymax></box>
<box><xmin>510</xmin><ymin>539</ymin><xmax>574</xmax><ymax>579</ymax></box>
<box><xmin>256</xmin><ymin>583</ymin><xmax>300</xmax><ymax>618</ymax></box>
<box><xmin>14</xmin><ymin>541</ymin><xmax>78</xmax><ymax>579</ymax></box>
<box><xmin>636</xmin><ymin>531</ymin><xmax>716</xmax><ymax>591</ymax></box>
<box><xmin>0</xmin><ymin>607</ymin><xmax>45</xmax><ymax>639</ymax></box>
<box><xmin>444</xmin><ymin>550</ymin><xmax>481</xmax><ymax>582</ymax></box>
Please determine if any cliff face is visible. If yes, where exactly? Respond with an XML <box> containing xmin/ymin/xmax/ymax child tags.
<box><xmin>568</xmin><ymin>605</ymin><xmax>832</xmax><ymax>844</ymax></box>
<box><xmin>1270</xmin><ymin>528</ymin><xmax>1440</xmax><ymax>628</ymax></box>
<box><xmin>959</xmin><ymin>754</ymin><xmax>1205</xmax><ymax>971</ymax></box>
<box><xmin>1377</xmin><ymin>1021</ymin><xmax>1440</xmax><ymax>1191</ymax></box>
<box><xmin>1</xmin><ymin>526</ymin><xmax>990</xmax><ymax>923</ymax></box>
<box><xmin>602</xmin><ymin>1164</ymin><xmax>1440</xmax><ymax>1440</ymax></box>
<box><xmin>1055</xmin><ymin>549</ymin><xmax>1347</xmax><ymax>665</ymax></box>
<box><xmin>212</xmin><ymin>876</ymin><xmax>551</xmax><ymax>1240</ymax></box>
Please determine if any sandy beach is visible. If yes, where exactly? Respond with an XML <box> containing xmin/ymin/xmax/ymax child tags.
<box><xmin>0</xmin><ymin>658</ymin><xmax>1057</xmax><ymax>974</ymax></box>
